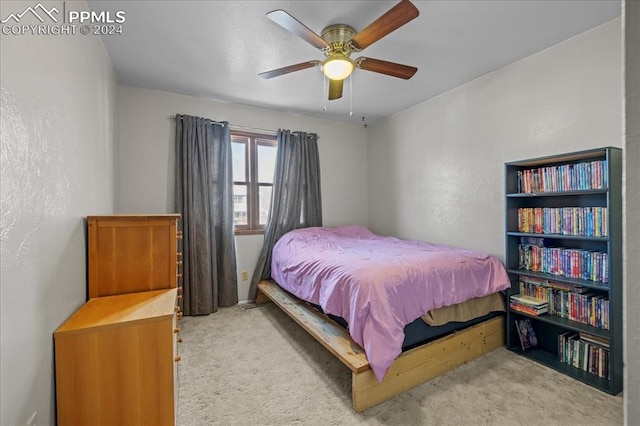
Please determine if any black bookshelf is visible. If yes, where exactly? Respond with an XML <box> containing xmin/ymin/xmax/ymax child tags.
<box><xmin>505</xmin><ymin>147</ymin><xmax>622</xmax><ymax>395</ymax></box>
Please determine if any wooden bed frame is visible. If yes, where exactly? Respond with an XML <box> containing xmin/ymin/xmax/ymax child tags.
<box><xmin>256</xmin><ymin>280</ymin><xmax>505</xmax><ymax>412</ymax></box>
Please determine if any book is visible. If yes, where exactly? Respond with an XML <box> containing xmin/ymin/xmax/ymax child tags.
<box><xmin>515</xmin><ymin>318</ymin><xmax>538</xmax><ymax>351</ymax></box>
<box><xmin>510</xmin><ymin>302</ymin><xmax>548</xmax><ymax>316</ymax></box>
<box><xmin>509</xmin><ymin>294</ymin><xmax>548</xmax><ymax>307</ymax></box>
<box><xmin>579</xmin><ymin>332</ymin><xmax>610</xmax><ymax>348</ymax></box>
<box><xmin>510</xmin><ymin>294</ymin><xmax>548</xmax><ymax>316</ymax></box>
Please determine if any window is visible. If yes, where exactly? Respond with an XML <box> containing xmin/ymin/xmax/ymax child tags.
<box><xmin>231</xmin><ymin>131</ymin><xmax>277</xmax><ymax>234</ymax></box>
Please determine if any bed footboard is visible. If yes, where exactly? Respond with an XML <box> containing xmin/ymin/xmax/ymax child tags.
<box><xmin>257</xmin><ymin>280</ymin><xmax>505</xmax><ymax>412</ymax></box>
<box><xmin>351</xmin><ymin>315</ymin><xmax>504</xmax><ymax>411</ymax></box>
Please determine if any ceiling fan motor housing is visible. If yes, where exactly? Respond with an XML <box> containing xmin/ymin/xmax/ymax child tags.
<box><xmin>321</xmin><ymin>24</ymin><xmax>357</xmax><ymax>56</ymax></box>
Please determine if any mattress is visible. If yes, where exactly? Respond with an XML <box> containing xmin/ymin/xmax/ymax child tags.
<box><xmin>321</xmin><ymin>293</ymin><xmax>506</xmax><ymax>350</ymax></box>
<box><xmin>271</xmin><ymin>225</ymin><xmax>511</xmax><ymax>381</ymax></box>
<box><xmin>422</xmin><ymin>292</ymin><xmax>506</xmax><ymax>326</ymax></box>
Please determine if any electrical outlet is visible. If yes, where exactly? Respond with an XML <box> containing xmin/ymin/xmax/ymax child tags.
<box><xmin>241</xmin><ymin>270</ymin><xmax>249</xmax><ymax>281</ymax></box>
<box><xmin>26</xmin><ymin>411</ymin><xmax>37</xmax><ymax>426</ymax></box>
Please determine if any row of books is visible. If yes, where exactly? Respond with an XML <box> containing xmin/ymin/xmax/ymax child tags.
<box><xmin>559</xmin><ymin>331</ymin><xmax>610</xmax><ymax>379</ymax></box>
<box><xmin>518</xmin><ymin>244</ymin><xmax>609</xmax><ymax>283</ymax></box>
<box><xmin>516</xmin><ymin>160</ymin><xmax>608</xmax><ymax>194</ymax></box>
<box><xmin>510</xmin><ymin>294</ymin><xmax>548</xmax><ymax>316</ymax></box>
<box><xmin>518</xmin><ymin>277</ymin><xmax>609</xmax><ymax>330</ymax></box>
<box><xmin>517</xmin><ymin>207</ymin><xmax>608</xmax><ymax>237</ymax></box>
<box><xmin>518</xmin><ymin>276</ymin><xmax>587</xmax><ymax>296</ymax></box>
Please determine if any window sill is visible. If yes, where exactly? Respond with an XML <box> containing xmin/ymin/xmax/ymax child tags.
<box><xmin>234</xmin><ymin>229</ymin><xmax>265</xmax><ymax>236</ymax></box>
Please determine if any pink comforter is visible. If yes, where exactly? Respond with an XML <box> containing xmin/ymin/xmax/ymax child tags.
<box><xmin>270</xmin><ymin>226</ymin><xmax>510</xmax><ymax>382</ymax></box>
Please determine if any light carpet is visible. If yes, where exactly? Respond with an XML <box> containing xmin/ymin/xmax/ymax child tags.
<box><xmin>177</xmin><ymin>303</ymin><xmax>622</xmax><ymax>426</ymax></box>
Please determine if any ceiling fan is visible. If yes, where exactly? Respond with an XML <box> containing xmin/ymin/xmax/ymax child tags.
<box><xmin>259</xmin><ymin>0</ymin><xmax>419</xmax><ymax>101</ymax></box>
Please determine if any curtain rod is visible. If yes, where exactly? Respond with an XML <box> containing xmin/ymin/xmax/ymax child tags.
<box><xmin>171</xmin><ymin>115</ymin><xmax>224</xmax><ymax>126</ymax></box>
<box><xmin>170</xmin><ymin>115</ymin><xmax>276</xmax><ymax>135</ymax></box>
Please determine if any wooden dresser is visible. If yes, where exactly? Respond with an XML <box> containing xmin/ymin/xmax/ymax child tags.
<box><xmin>54</xmin><ymin>289</ymin><xmax>181</xmax><ymax>426</ymax></box>
<box><xmin>55</xmin><ymin>214</ymin><xmax>183</xmax><ymax>426</ymax></box>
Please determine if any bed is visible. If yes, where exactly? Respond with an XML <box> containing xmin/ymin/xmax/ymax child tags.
<box><xmin>256</xmin><ymin>226</ymin><xmax>510</xmax><ymax>411</ymax></box>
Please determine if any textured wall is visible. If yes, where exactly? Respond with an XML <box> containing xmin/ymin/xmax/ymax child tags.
<box><xmin>624</xmin><ymin>0</ymin><xmax>640</xmax><ymax>422</ymax></box>
<box><xmin>116</xmin><ymin>85</ymin><xmax>369</xmax><ymax>301</ymax></box>
<box><xmin>367</xmin><ymin>19</ymin><xmax>622</xmax><ymax>260</ymax></box>
<box><xmin>0</xmin><ymin>1</ymin><xmax>117</xmax><ymax>424</ymax></box>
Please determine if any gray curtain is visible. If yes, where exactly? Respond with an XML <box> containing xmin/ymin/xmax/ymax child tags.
<box><xmin>175</xmin><ymin>114</ymin><xmax>238</xmax><ymax>315</ymax></box>
<box><xmin>249</xmin><ymin>129</ymin><xmax>322</xmax><ymax>300</ymax></box>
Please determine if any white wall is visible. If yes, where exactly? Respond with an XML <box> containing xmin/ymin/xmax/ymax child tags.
<box><xmin>368</xmin><ymin>14</ymin><xmax>640</xmax><ymax>418</ymax></box>
<box><xmin>623</xmin><ymin>0</ymin><xmax>640</xmax><ymax>422</ymax></box>
<box><xmin>0</xmin><ymin>1</ymin><xmax>117</xmax><ymax>424</ymax></box>
<box><xmin>116</xmin><ymin>86</ymin><xmax>369</xmax><ymax>301</ymax></box>
<box><xmin>368</xmin><ymin>19</ymin><xmax>622</xmax><ymax>260</ymax></box>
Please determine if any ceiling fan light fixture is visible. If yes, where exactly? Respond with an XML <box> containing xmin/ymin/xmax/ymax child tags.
<box><xmin>322</xmin><ymin>55</ymin><xmax>355</xmax><ymax>80</ymax></box>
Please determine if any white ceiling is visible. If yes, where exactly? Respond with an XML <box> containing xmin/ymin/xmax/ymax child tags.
<box><xmin>87</xmin><ymin>1</ymin><xmax>620</xmax><ymax>125</ymax></box>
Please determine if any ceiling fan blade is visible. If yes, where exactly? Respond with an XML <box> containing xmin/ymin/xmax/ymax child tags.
<box><xmin>267</xmin><ymin>10</ymin><xmax>330</xmax><ymax>50</ymax></box>
<box><xmin>259</xmin><ymin>61</ymin><xmax>319</xmax><ymax>79</ymax></box>
<box><xmin>328</xmin><ymin>79</ymin><xmax>343</xmax><ymax>100</ymax></box>
<box><xmin>350</xmin><ymin>0</ymin><xmax>419</xmax><ymax>51</ymax></box>
<box><xmin>356</xmin><ymin>57</ymin><xmax>417</xmax><ymax>79</ymax></box>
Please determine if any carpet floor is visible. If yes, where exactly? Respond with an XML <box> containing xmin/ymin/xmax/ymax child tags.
<box><xmin>176</xmin><ymin>303</ymin><xmax>623</xmax><ymax>426</ymax></box>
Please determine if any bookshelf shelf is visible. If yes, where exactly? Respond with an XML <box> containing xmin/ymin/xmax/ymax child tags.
<box><xmin>506</xmin><ymin>269</ymin><xmax>611</xmax><ymax>291</ymax></box>
<box><xmin>506</xmin><ymin>189</ymin><xmax>609</xmax><ymax>198</ymax></box>
<box><xmin>506</xmin><ymin>232</ymin><xmax>609</xmax><ymax>242</ymax></box>
<box><xmin>505</xmin><ymin>147</ymin><xmax>622</xmax><ymax>395</ymax></box>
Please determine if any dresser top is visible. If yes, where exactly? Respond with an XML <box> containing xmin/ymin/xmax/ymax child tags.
<box><xmin>87</xmin><ymin>214</ymin><xmax>180</xmax><ymax>220</ymax></box>
<box><xmin>54</xmin><ymin>288</ymin><xmax>177</xmax><ymax>336</ymax></box>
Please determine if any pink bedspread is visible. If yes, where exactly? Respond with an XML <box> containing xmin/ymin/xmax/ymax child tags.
<box><xmin>270</xmin><ymin>226</ymin><xmax>510</xmax><ymax>382</ymax></box>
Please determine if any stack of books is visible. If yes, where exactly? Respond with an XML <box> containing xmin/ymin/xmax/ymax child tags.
<box><xmin>509</xmin><ymin>294</ymin><xmax>548</xmax><ymax>316</ymax></box>
<box><xmin>517</xmin><ymin>277</ymin><xmax>609</xmax><ymax>329</ymax></box>
<box><xmin>558</xmin><ymin>331</ymin><xmax>610</xmax><ymax>379</ymax></box>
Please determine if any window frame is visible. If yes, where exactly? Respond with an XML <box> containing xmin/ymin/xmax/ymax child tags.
<box><xmin>231</xmin><ymin>131</ymin><xmax>277</xmax><ymax>235</ymax></box>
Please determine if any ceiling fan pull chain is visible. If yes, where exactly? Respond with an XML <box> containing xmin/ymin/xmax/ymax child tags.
<box><xmin>322</xmin><ymin>75</ymin><xmax>327</xmax><ymax>112</ymax></box>
<box><xmin>349</xmin><ymin>74</ymin><xmax>353</xmax><ymax>116</ymax></box>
